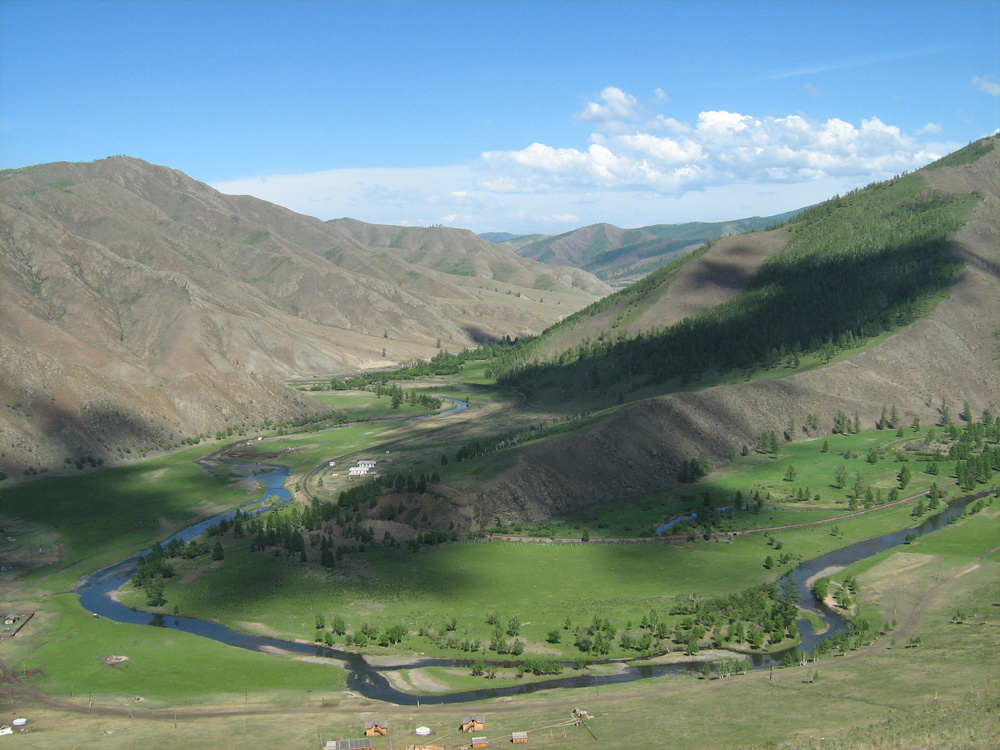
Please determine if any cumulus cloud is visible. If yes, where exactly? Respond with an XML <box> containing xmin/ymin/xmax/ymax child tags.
<box><xmin>971</xmin><ymin>75</ymin><xmax>1000</xmax><ymax>96</ymax></box>
<box><xmin>574</xmin><ymin>86</ymin><xmax>643</xmax><ymax>123</ymax></box>
<box><xmin>213</xmin><ymin>88</ymin><xmax>955</xmax><ymax>234</ymax></box>
<box><xmin>481</xmin><ymin>90</ymin><xmax>944</xmax><ymax>195</ymax></box>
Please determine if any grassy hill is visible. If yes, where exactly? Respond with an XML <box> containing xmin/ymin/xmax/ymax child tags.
<box><xmin>465</xmin><ymin>137</ymin><xmax>1000</xmax><ymax>523</ymax></box>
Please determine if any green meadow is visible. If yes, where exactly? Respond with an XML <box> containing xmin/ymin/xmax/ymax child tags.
<box><xmin>1</xmin><ymin>362</ymin><xmax>996</xmax><ymax>729</ymax></box>
<box><xmin>145</xmin><ymin>493</ymin><xmax>965</xmax><ymax>663</ymax></box>
<box><xmin>0</xmin><ymin>446</ymin><xmax>250</xmax><ymax>589</ymax></box>
<box><xmin>7</xmin><ymin>593</ymin><xmax>346</xmax><ymax>704</ymax></box>
<box><xmin>306</xmin><ymin>388</ymin><xmax>444</xmax><ymax>421</ymax></box>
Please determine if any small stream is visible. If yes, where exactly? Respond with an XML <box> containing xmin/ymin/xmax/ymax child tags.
<box><xmin>76</xmin><ymin>458</ymin><xmax>983</xmax><ymax>705</ymax></box>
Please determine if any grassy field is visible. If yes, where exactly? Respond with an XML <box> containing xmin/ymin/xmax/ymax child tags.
<box><xmin>306</xmin><ymin>388</ymin><xmax>444</xmax><ymax>421</ymax></box>
<box><xmin>144</xmin><ymin>494</ymin><xmax>963</xmax><ymax>666</ymax></box>
<box><xmin>3</xmin><ymin>594</ymin><xmax>347</xmax><ymax>705</ymax></box>
<box><xmin>0</xmin><ymin>446</ymin><xmax>253</xmax><ymax>591</ymax></box>
<box><xmin>4</xmin><ymin>510</ymin><xmax>996</xmax><ymax>749</ymax></box>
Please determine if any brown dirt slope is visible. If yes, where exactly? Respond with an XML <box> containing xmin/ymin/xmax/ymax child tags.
<box><xmin>0</xmin><ymin>157</ymin><xmax>608</xmax><ymax>478</ymax></box>
<box><xmin>527</xmin><ymin>228</ymin><xmax>790</xmax><ymax>363</ymax></box>
<box><xmin>475</xmin><ymin>139</ymin><xmax>1000</xmax><ymax>524</ymax></box>
<box><xmin>635</xmin><ymin>229</ymin><xmax>789</xmax><ymax>327</ymax></box>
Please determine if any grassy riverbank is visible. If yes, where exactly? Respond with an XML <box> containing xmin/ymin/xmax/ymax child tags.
<box><xmin>4</xmin><ymin>509</ymin><xmax>996</xmax><ymax>749</ymax></box>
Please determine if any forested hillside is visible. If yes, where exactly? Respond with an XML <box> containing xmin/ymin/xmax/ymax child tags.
<box><xmin>492</xmin><ymin>159</ymin><xmax>981</xmax><ymax>398</ymax></box>
<box><xmin>472</xmin><ymin>136</ymin><xmax>1000</xmax><ymax>523</ymax></box>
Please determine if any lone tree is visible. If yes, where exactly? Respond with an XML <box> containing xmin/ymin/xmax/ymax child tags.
<box><xmin>898</xmin><ymin>464</ymin><xmax>912</xmax><ymax>490</ymax></box>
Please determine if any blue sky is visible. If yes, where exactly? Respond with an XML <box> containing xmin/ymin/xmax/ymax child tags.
<box><xmin>2</xmin><ymin>0</ymin><xmax>998</xmax><ymax>234</ymax></box>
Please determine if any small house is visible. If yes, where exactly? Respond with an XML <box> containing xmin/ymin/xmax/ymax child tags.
<box><xmin>460</xmin><ymin>715</ymin><xmax>486</xmax><ymax>732</ymax></box>
<box><xmin>358</xmin><ymin>460</ymin><xmax>377</xmax><ymax>470</ymax></box>
<box><xmin>572</xmin><ymin>708</ymin><xmax>591</xmax><ymax>720</ymax></box>
<box><xmin>364</xmin><ymin>720</ymin><xmax>389</xmax><ymax>737</ymax></box>
<box><xmin>471</xmin><ymin>738</ymin><xmax>489</xmax><ymax>749</ymax></box>
<box><xmin>3</xmin><ymin>614</ymin><xmax>18</xmax><ymax>626</ymax></box>
<box><xmin>511</xmin><ymin>732</ymin><xmax>528</xmax><ymax>744</ymax></box>
<box><xmin>348</xmin><ymin>466</ymin><xmax>368</xmax><ymax>477</ymax></box>
<box><xmin>324</xmin><ymin>739</ymin><xmax>371</xmax><ymax>750</ymax></box>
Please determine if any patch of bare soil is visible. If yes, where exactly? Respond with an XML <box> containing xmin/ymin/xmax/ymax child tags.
<box><xmin>228</xmin><ymin>476</ymin><xmax>261</xmax><ymax>493</ymax></box>
<box><xmin>391</xmin><ymin>668</ymin><xmax>451</xmax><ymax>694</ymax></box>
<box><xmin>637</xmin><ymin>649</ymin><xmax>731</xmax><ymax>666</ymax></box>
<box><xmin>236</xmin><ymin>621</ymin><xmax>288</xmax><ymax>638</ymax></box>
<box><xmin>176</xmin><ymin>559</ymin><xmax>222</xmax><ymax>585</ymax></box>
<box><xmin>635</xmin><ymin>229</ymin><xmax>789</xmax><ymax>330</ymax></box>
<box><xmin>291</xmin><ymin>656</ymin><xmax>344</xmax><ymax>668</ymax></box>
<box><xmin>99</xmin><ymin>655</ymin><xmax>130</xmax><ymax>666</ymax></box>
<box><xmin>858</xmin><ymin>552</ymin><xmax>936</xmax><ymax>607</ymax></box>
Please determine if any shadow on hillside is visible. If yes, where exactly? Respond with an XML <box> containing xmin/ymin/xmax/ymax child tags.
<box><xmin>462</xmin><ymin>325</ymin><xmax>501</xmax><ymax>345</ymax></box>
<box><xmin>2</xmin><ymin>400</ymin><xmax>173</xmax><ymax>483</ymax></box>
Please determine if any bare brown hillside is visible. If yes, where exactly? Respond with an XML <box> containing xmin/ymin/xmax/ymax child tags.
<box><xmin>329</xmin><ymin>218</ymin><xmax>608</xmax><ymax>296</ymax></box>
<box><xmin>527</xmin><ymin>228</ymin><xmax>790</xmax><ymax>363</ymax></box>
<box><xmin>635</xmin><ymin>230</ymin><xmax>789</xmax><ymax>327</ymax></box>
<box><xmin>474</xmin><ymin>139</ymin><xmax>1000</xmax><ymax>525</ymax></box>
<box><xmin>0</xmin><ymin>157</ymin><xmax>608</xmax><ymax>479</ymax></box>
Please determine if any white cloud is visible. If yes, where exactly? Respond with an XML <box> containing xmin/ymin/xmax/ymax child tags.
<box><xmin>803</xmin><ymin>82</ymin><xmax>825</xmax><ymax>98</ymax></box>
<box><xmin>482</xmin><ymin>103</ymin><xmax>943</xmax><ymax>196</ymax></box>
<box><xmin>574</xmin><ymin>86</ymin><xmax>642</xmax><ymax>123</ymax></box>
<box><xmin>971</xmin><ymin>75</ymin><xmax>1000</xmax><ymax>96</ymax></box>
<box><xmin>212</xmin><ymin>89</ymin><xmax>956</xmax><ymax>234</ymax></box>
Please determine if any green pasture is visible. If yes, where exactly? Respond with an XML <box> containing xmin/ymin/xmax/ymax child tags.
<box><xmin>156</xmin><ymin>539</ymin><xmax>784</xmax><ymax>653</ymax></box>
<box><xmin>10</xmin><ymin>594</ymin><xmax>346</xmax><ymax>701</ymax></box>
<box><xmin>837</xmin><ymin>502</ymin><xmax>999</xmax><ymax>584</ymax></box>
<box><xmin>695</xmin><ymin>427</ymin><xmax>954</xmax><ymax>510</ymax></box>
<box><xmin>0</xmin><ymin>446</ymin><xmax>249</xmax><ymax>588</ymax></box>
<box><xmin>153</xmin><ymin>496</ymin><xmax>948</xmax><ymax>660</ymax></box>
<box><xmin>306</xmin><ymin>388</ymin><xmax>443</xmax><ymax>420</ymax></box>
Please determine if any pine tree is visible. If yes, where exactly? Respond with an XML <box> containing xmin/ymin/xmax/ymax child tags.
<box><xmin>898</xmin><ymin>464</ymin><xmax>912</xmax><ymax>490</ymax></box>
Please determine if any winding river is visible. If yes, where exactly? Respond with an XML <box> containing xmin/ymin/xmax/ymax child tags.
<box><xmin>76</xmin><ymin>445</ymin><xmax>983</xmax><ymax>705</ymax></box>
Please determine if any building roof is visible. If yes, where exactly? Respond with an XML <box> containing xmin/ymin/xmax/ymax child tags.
<box><xmin>324</xmin><ymin>739</ymin><xmax>372</xmax><ymax>750</ymax></box>
<box><xmin>512</xmin><ymin>731</ymin><xmax>528</xmax><ymax>739</ymax></box>
<box><xmin>363</xmin><ymin>720</ymin><xmax>388</xmax><ymax>729</ymax></box>
<box><xmin>462</xmin><ymin>715</ymin><xmax>485</xmax><ymax>723</ymax></box>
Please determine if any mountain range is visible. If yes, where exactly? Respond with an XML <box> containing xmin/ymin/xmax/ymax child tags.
<box><xmin>0</xmin><ymin>157</ymin><xmax>608</xmax><ymax>477</ymax></box>
<box><xmin>3</xmin><ymin>137</ymin><xmax>998</xmax><ymax>511</ymax></box>
<box><xmin>488</xmin><ymin>210</ymin><xmax>803</xmax><ymax>285</ymax></box>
